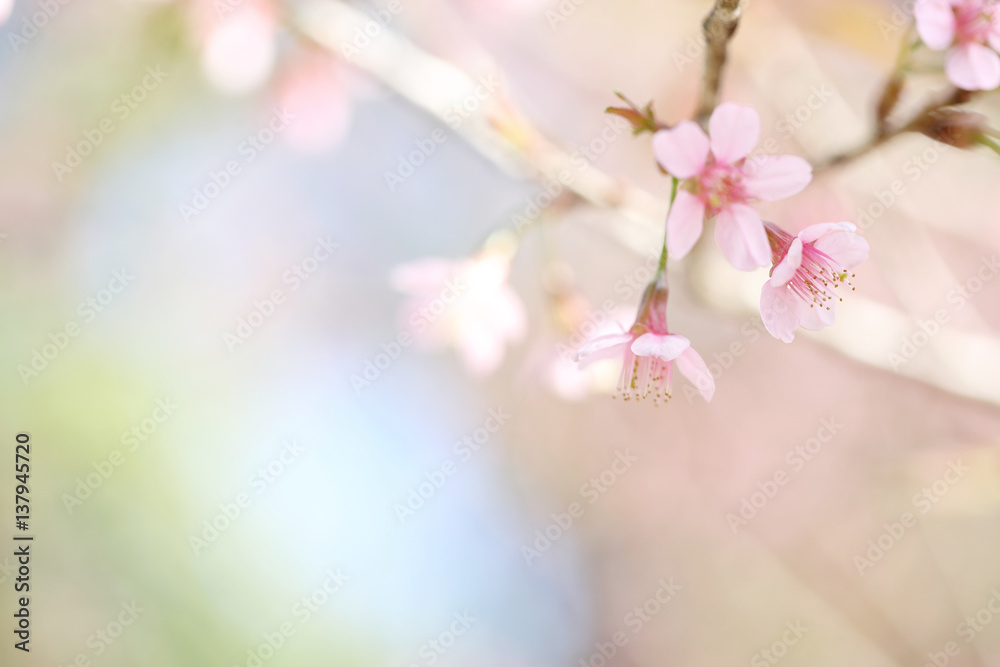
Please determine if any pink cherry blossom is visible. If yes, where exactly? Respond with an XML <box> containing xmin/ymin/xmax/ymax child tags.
<box><xmin>652</xmin><ymin>103</ymin><xmax>813</xmax><ymax>270</ymax></box>
<box><xmin>391</xmin><ymin>251</ymin><xmax>526</xmax><ymax>375</ymax></box>
<box><xmin>916</xmin><ymin>0</ymin><xmax>1000</xmax><ymax>90</ymax></box>
<box><xmin>276</xmin><ymin>53</ymin><xmax>352</xmax><ymax>153</ymax></box>
<box><xmin>759</xmin><ymin>221</ymin><xmax>870</xmax><ymax>343</ymax></box>
<box><xmin>574</xmin><ymin>277</ymin><xmax>714</xmax><ymax>403</ymax></box>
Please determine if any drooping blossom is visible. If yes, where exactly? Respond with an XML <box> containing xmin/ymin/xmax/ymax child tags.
<box><xmin>916</xmin><ymin>0</ymin><xmax>1000</xmax><ymax>90</ymax></box>
<box><xmin>759</xmin><ymin>222</ymin><xmax>870</xmax><ymax>343</ymax></box>
<box><xmin>574</xmin><ymin>274</ymin><xmax>714</xmax><ymax>403</ymax></box>
<box><xmin>652</xmin><ymin>103</ymin><xmax>813</xmax><ymax>270</ymax></box>
<box><xmin>391</xmin><ymin>250</ymin><xmax>526</xmax><ymax>375</ymax></box>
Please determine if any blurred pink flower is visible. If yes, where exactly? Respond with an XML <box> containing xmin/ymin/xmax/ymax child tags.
<box><xmin>760</xmin><ymin>222</ymin><xmax>870</xmax><ymax>343</ymax></box>
<box><xmin>653</xmin><ymin>103</ymin><xmax>813</xmax><ymax>270</ymax></box>
<box><xmin>574</xmin><ymin>277</ymin><xmax>713</xmax><ymax>403</ymax></box>
<box><xmin>916</xmin><ymin>0</ymin><xmax>1000</xmax><ymax>90</ymax></box>
<box><xmin>198</xmin><ymin>1</ymin><xmax>278</xmax><ymax>94</ymax></box>
<box><xmin>275</xmin><ymin>53</ymin><xmax>353</xmax><ymax>152</ymax></box>
<box><xmin>0</xmin><ymin>0</ymin><xmax>13</xmax><ymax>26</ymax></box>
<box><xmin>391</xmin><ymin>252</ymin><xmax>526</xmax><ymax>375</ymax></box>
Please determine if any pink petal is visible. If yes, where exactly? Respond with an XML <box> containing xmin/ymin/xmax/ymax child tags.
<box><xmin>652</xmin><ymin>122</ymin><xmax>710</xmax><ymax>179</ymax></box>
<box><xmin>797</xmin><ymin>299</ymin><xmax>836</xmax><ymax>331</ymax></box>
<box><xmin>708</xmin><ymin>103</ymin><xmax>760</xmax><ymax>164</ymax></box>
<box><xmin>715</xmin><ymin>204</ymin><xmax>770</xmax><ymax>270</ymax></box>
<box><xmin>946</xmin><ymin>42</ymin><xmax>1000</xmax><ymax>90</ymax></box>
<box><xmin>989</xmin><ymin>27</ymin><xmax>1000</xmax><ymax>54</ymax></box>
<box><xmin>915</xmin><ymin>0</ymin><xmax>957</xmax><ymax>49</ymax></box>
<box><xmin>675</xmin><ymin>347</ymin><xmax>715</xmax><ymax>402</ymax></box>
<box><xmin>798</xmin><ymin>221</ymin><xmax>855</xmax><ymax>244</ymax></box>
<box><xmin>771</xmin><ymin>237</ymin><xmax>803</xmax><ymax>286</ymax></box>
<box><xmin>630</xmin><ymin>333</ymin><xmax>690</xmax><ymax>361</ymax></box>
<box><xmin>744</xmin><ymin>155</ymin><xmax>813</xmax><ymax>201</ymax></box>
<box><xmin>574</xmin><ymin>333</ymin><xmax>633</xmax><ymax>366</ymax></box>
<box><xmin>813</xmin><ymin>230</ymin><xmax>870</xmax><ymax>269</ymax></box>
<box><xmin>760</xmin><ymin>281</ymin><xmax>800</xmax><ymax>343</ymax></box>
<box><xmin>666</xmin><ymin>190</ymin><xmax>707</xmax><ymax>259</ymax></box>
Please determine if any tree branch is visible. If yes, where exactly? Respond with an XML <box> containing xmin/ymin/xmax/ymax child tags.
<box><xmin>696</xmin><ymin>0</ymin><xmax>746</xmax><ymax>124</ymax></box>
<box><xmin>816</xmin><ymin>87</ymin><xmax>973</xmax><ymax>173</ymax></box>
<box><xmin>294</xmin><ymin>0</ymin><xmax>1000</xmax><ymax>412</ymax></box>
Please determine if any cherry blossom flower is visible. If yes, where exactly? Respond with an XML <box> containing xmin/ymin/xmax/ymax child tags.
<box><xmin>652</xmin><ymin>103</ymin><xmax>813</xmax><ymax>270</ymax></box>
<box><xmin>391</xmin><ymin>250</ymin><xmax>526</xmax><ymax>375</ymax></box>
<box><xmin>916</xmin><ymin>0</ymin><xmax>1000</xmax><ymax>90</ymax></box>
<box><xmin>574</xmin><ymin>275</ymin><xmax>714</xmax><ymax>403</ymax></box>
<box><xmin>759</xmin><ymin>222</ymin><xmax>870</xmax><ymax>343</ymax></box>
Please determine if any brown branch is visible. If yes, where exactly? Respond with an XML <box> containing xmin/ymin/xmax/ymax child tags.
<box><xmin>696</xmin><ymin>0</ymin><xmax>746</xmax><ymax>124</ymax></box>
<box><xmin>816</xmin><ymin>87</ymin><xmax>974</xmax><ymax>173</ymax></box>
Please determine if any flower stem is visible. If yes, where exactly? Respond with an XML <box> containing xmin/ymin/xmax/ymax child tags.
<box><xmin>977</xmin><ymin>134</ymin><xmax>1000</xmax><ymax>157</ymax></box>
<box><xmin>657</xmin><ymin>178</ymin><xmax>679</xmax><ymax>277</ymax></box>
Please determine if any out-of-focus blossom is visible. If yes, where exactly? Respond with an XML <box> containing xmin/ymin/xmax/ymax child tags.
<box><xmin>0</xmin><ymin>0</ymin><xmax>14</xmax><ymax>26</ymax></box>
<box><xmin>199</xmin><ymin>1</ymin><xmax>277</xmax><ymax>94</ymax></box>
<box><xmin>916</xmin><ymin>0</ymin><xmax>1000</xmax><ymax>90</ymax></box>
<box><xmin>275</xmin><ymin>52</ymin><xmax>352</xmax><ymax>153</ymax></box>
<box><xmin>652</xmin><ymin>103</ymin><xmax>813</xmax><ymax>270</ymax></box>
<box><xmin>391</xmin><ymin>251</ymin><xmax>526</xmax><ymax>376</ymax></box>
<box><xmin>574</xmin><ymin>274</ymin><xmax>713</xmax><ymax>403</ymax></box>
<box><xmin>520</xmin><ymin>302</ymin><xmax>635</xmax><ymax>402</ymax></box>
<box><xmin>760</xmin><ymin>221</ymin><xmax>869</xmax><ymax>343</ymax></box>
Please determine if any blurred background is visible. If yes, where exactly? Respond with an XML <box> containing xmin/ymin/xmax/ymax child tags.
<box><xmin>3</xmin><ymin>0</ymin><xmax>1000</xmax><ymax>665</ymax></box>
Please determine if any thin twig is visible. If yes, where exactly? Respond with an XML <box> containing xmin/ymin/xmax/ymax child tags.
<box><xmin>294</xmin><ymin>0</ymin><xmax>1000</xmax><ymax>411</ymax></box>
<box><xmin>696</xmin><ymin>0</ymin><xmax>746</xmax><ymax>124</ymax></box>
<box><xmin>816</xmin><ymin>87</ymin><xmax>972</xmax><ymax>173</ymax></box>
